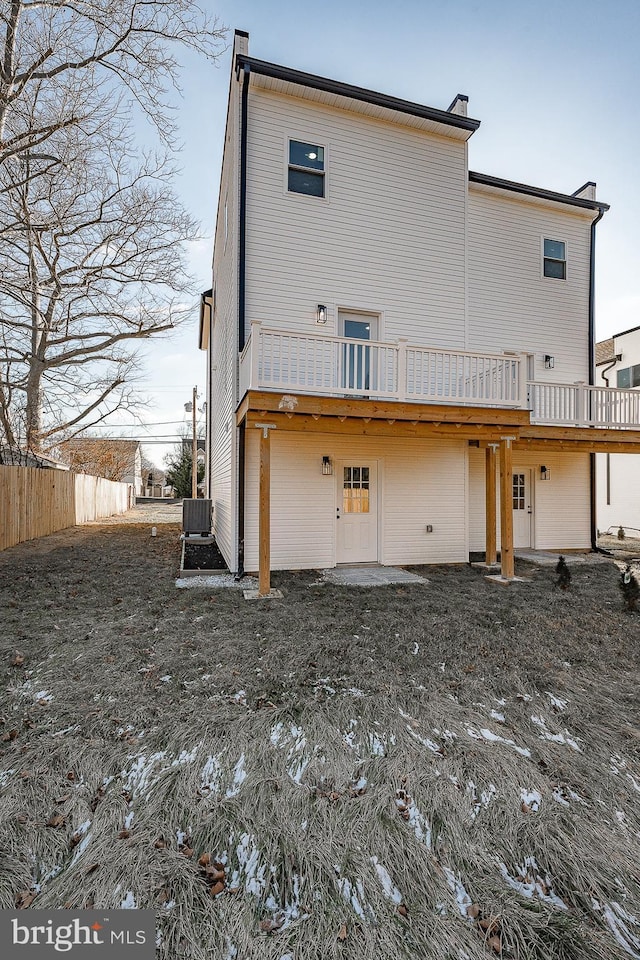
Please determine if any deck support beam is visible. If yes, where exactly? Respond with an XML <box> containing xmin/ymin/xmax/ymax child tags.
<box><xmin>256</xmin><ymin>423</ymin><xmax>276</xmax><ymax>596</ymax></box>
<box><xmin>499</xmin><ymin>437</ymin><xmax>515</xmax><ymax>579</ymax></box>
<box><xmin>485</xmin><ymin>443</ymin><xmax>498</xmax><ymax>565</ymax></box>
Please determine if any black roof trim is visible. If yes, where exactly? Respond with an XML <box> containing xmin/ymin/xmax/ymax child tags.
<box><xmin>234</xmin><ymin>29</ymin><xmax>249</xmax><ymax>38</ymax></box>
<box><xmin>236</xmin><ymin>55</ymin><xmax>481</xmax><ymax>132</ymax></box>
<box><xmin>469</xmin><ymin>171</ymin><xmax>609</xmax><ymax>211</ymax></box>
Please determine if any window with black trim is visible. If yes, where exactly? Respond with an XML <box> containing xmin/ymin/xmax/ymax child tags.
<box><xmin>288</xmin><ymin>140</ymin><xmax>325</xmax><ymax>197</ymax></box>
<box><xmin>543</xmin><ymin>238</ymin><xmax>566</xmax><ymax>279</ymax></box>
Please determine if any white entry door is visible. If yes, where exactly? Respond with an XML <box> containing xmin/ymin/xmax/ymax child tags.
<box><xmin>336</xmin><ymin>462</ymin><xmax>378</xmax><ymax>563</ymax></box>
<box><xmin>512</xmin><ymin>469</ymin><xmax>532</xmax><ymax>548</ymax></box>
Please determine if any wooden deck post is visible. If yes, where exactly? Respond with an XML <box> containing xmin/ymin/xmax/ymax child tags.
<box><xmin>499</xmin><ymin>436</ymin><xmax>515</xmax><ymax>579</ymax></box>
<box><xmin>257</xmin><ymin>423</ymin><xmax>275</xmax><ymax>596</ymax></box>
<box><xmin>485</xmin><ymin>443</ymin><xmax>498</xmax><ymax>566</ymax></box>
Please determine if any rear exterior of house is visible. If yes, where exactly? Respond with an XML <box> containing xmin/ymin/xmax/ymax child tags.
<box><xmin>201</xmin><ymin>32</ymin><xmax>640</xmax><ymax>585</ymax></box>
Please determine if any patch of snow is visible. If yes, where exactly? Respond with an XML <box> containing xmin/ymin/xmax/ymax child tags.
<box><xmin>120</xmin><ymin>891</ymin><xmax>137</xmax><ymax>909</ymax></box>
<box><xmin>0</xmin><ymin>769</ymin><xmax>15</xmax><ymax>788</ymax></box>
<box><xmin>468</xmin><ymin>781</ymin><xmax>497</xmax><ymax>820</ymax></box>
<box><xmin>467</xmin><ymin>726</ymin><xmax>531</xmax><ymax>758</ymax></box>
<box><xmin>124</xmin><ymin>811</ymin><xmax>135</xmax><ymax>829</ymax></box>
<box><xmin>346</xmin><ymin>687</ymin><xmax>364</xmax><ymax>697</ymax></box>
<box><xmin>413</xmin><ymin>642</ymin><xmax>419</xmax><ymax>655</ymax></box>
<box><xmin>225</xmin><ymin>754</ymin><xmax>247</xmax><ymax>798</ymax></box>
<box><xmin>223</xmin><ymin>938</ymin><xmax>237</xmax><ymax>960</ymax></box>
<box><xmin>368</xmin><ymin>733</ymin><xmax>386</xmax><ymax>757</ymax></box>
<box><xmin>172</xmin><ymin>746</ymin><xmax>198</xmax><ymax>767</ymax></box>
<box><xmin>371</xmin><ymin>857</ymin><xmax>402</xmax><ymax>904</ymax></box>
<box><xmin>531</xmin><ymin>715</ymin><xmax>581</xmax><ymax>751</ymax></box>
<box><xmin>495</xmin><ymin>697</ymin><xmax>507</xmax><ymax>706</ymax></box>
<box><xmin>200</xmin><ymin>755</ymin><xmax>222</xmax><ymax>792</ymax></box>
<box><xmin>176</xmin><ymin>828</ymin><xmax>188</xmax><ymax>846</ymax></box>
<box><xmin>520</xmin><ymin>788</ymin><xmax>542</xmax><ymax>812</ymax></box>
<box><xmin>231</xmin><ymin>690</ymin><xmax>247</xmax><ymax>705</ymax></box>
<box><xmin>442</xmin><ymin>867</ymin><xmax>473</xmax><ymax>919</ymax></box>
<box><xmin>499</xmin><ymin>856</ymin><xmax>567</xmax><ymax>910</ymax></box>
<box><xmin>602</xmin><ymin>902</ymin><xmax>640</xmax><ymax>959</ymax></box>
<box><xmin>69</xmin><ymin>820</ymin><xmax>93</xmax><ymax>865</ymax></box>
<box><xmin>271</xmin><ymin>723</ymin><xmax>310</xmax><ymax>784</ymax></box>
<box><xmin>353</xmin><ymin>776</ymin><xmax>368</xmax><ymax>791</ymax></box>
<box><xmin>336</xmin><ymin>877</ymin><xmax>371</xmax><ymax>921</ymax></box>
<box><xmin>160</xmin><ymin>675</ymin><xmax>171</xmax><ymax>683</ymax></box>
<box><xmin>552</xmin><ymin>785</ymin><xmax>586</xmax><ymax>806</ymax></box>
<box><xmin>231</xmin><ymin>834</ymin><xmax>267</xmax><ymax>898</ymax></box>
<box><xmin>35</xmin><ymin>689</ymin><xmax>53</xmax><ymax>702</ymax></box>
<box><xmin>490</xmin><ymin>710</ymin><xmax>505</xmax><ymax>723</ymax></box>
<box><xmin>547</xmin><ymin>693</ymin><xmax>568</xmax><ymax>711</ymax></box>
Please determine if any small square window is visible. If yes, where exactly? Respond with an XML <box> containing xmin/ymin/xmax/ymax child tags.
<box><xmin>543</xmin><ymin>238</ymin><xmax>566</xmax><ymax>279</ymax></box>
<box><xmin>288</xmin><ymin>140</ymin><xmax>325</xmax><ymax>197</ymax></box>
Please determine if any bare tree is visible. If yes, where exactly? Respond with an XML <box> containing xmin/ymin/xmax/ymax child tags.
<box><xmin>0</xmin><ymin>1</ymin><xmax>225</xmax><ymax>450</ymax></box>
<box><xmin>59</xmin><ymin>435</ymin><xmax>140</xmax><ymax>481</ymax></box>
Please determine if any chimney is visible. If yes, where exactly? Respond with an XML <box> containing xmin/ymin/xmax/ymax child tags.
<box><xmin>447</xmin><ymin>94</ymin><xmax>468</xmax><ymax>117</ymax></box>
<box><xmin>572</xmin><ymin>181</ymin><xmax>597</xmax><ymax>201</ymax></box>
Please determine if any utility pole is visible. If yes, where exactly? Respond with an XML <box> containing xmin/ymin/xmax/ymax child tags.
<box><xmin>192</xmin><ymin>385</ymin><xmax>198</xmax><ymax>499</ymax></box>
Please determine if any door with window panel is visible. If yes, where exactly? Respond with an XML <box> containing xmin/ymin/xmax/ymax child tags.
<box><xmin>338</xmin><ymin>311</ymin><xmax>378</xmax><ymax>394</ymax></box>
<box><xmin>512</xmin><ymin>469</ymin><xmax>532</xmax><ymax>548</ymax></box>
<box><xmin>336</xmin><ymin>462</ymin><xmax>378</xmax><ymax>563</ymax></box>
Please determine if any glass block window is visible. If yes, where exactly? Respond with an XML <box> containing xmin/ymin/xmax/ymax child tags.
<box><xmin>288</xmin><ymin>140</ymin><xmax>325</xmax><ymax>197</ymax></box>
<box><xmin>543</xmin><ymin>238</ymin><xmax>566</xmax><ymax>279</ymax></box>
<box><xmin>343</xmin><ymin>466</ymin><xmax>370</xmax><ymax>513</ymax></box>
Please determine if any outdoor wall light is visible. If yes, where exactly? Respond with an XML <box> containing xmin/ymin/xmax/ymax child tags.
<box><xmin>540</xmin><ymin>465</ymin><xmax>550</xmax><ymax>481</ymax></box>
<box><xmin>322</xmin><ymin>455</ymin><xmax>333</xmax><ymax>475</ymax></box>
<box><xmin>544</xmin><ymin>354</ymin><xmax>555</xmax><ymax>369</ymax></box>
<box><xmin>316</xmin><ymin>304</ymin><xmax>327</xmax><ymax>324</ymax></box>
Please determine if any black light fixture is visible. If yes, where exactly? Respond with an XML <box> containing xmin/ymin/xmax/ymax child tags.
<box><xmin>544</xmin><ymin>355</ymin><xmax>555</xmax><ymax>369</ymax></box>
<box><xmin>316</xmin><ymin>304</ymin><xmax>327</xmax><ymax>324</ymax></box>
<box><xmin>540</xmin><ymin>465</ymin><xmax>550</xmax><ymax>481</ymax></box>
<box><xmin>322</xmin><ymin>455</ymin><xmax>333</xmax><ymax>475</ymax></box>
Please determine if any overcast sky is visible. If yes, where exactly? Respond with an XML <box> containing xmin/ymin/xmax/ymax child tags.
<box><xmin>131</xmin><ymin>0</ymin><xmax>640</xmax><ymax>467</ymax></box>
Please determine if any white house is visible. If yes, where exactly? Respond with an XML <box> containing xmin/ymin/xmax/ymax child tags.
<box><xmin>595</xmin><ymin>328</ymin><xmax>640</xmax><ymax>535</ymax></box>
<box><xmin>200</xmin><ymin>30</ymin><xmax>640</xmax><ymax>593</ymax></box>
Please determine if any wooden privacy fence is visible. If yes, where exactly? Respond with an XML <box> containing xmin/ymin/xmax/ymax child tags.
<box><xmin>0</xmin><ymin>467</ymin><xmax>130</xmax><ymax>551</ymax></box>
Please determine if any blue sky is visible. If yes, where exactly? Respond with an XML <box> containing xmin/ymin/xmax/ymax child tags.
<box><xmin>137</xmin><ymin>0</ymin><xmax>640</xmax><ymax>465</ymax></box>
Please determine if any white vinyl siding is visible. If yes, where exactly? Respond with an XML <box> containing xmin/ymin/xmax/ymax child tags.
<box><xmin>245</xmin><ymin>88</ymin><xmax>468</xmax><ymax>349</ymax></box>
<box><xmin>468</xmin><ymin>447</ymin><xmax>590</xmax><ymax>552</ymax></box>
<box><xmin>467</xmin><ymin>187</ymin><xmax>592</xmax><ymax>383</ymax></box>
<box><xmin>209</xmin><ymin>47</ymin><xmax>244</xmax><ymax>570</ymax></box>
<box><xmin>243</xmin><ymin>431</ymin><xmax>467</xmax><ymax>571</ymax></box>
<box><xmin>596</xmin><ymin>453</ymin><xmax>640</xmax><ymax>534</ymax></box>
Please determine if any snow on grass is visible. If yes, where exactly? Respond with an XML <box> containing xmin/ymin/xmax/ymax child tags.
<box><xmin>490</xmin><ymin>709</ymin><xmax>505</xmax><ymax>723</ymax></box>
<box><xmin>601</xmin><ymin>901</ymin><xmax>640</xmax><ymax>959</ymax></box>
<box><xmin>270</xmin><ymin>722</ymin><xmax>310</xmax><ymax>785</ymax></box>
<box><xmin>200</xmin><ymin>755</ymin><xmax>222</xmax><ymax>793</ymax></box>
<box><xmin>442</xmin><ymin>867</ymin><xmax>473</xmax><ymax>920</ymax></box>
<box><xmin>467</xmin><ymin>726</ymin><xmax>531</xmax><ymax>758</ymax></box>
<box><xmin>69</xmin><ymin>820</ymin><xmax>92</xmax><ymax>865</ymax></box>
<box><xmin>341</xmin><ymin>720</ymin><xmax>395</xmax><ymax>760</ymax></box>
<box><xmin>611</xmin><ymin>755</ymin><xmax>640</xmax><ymax>794</ymax></box>
<box><xmin>552</xmin><ymin>785</ymin><xmax>586</xmax><ymax>806</ymax></box>
<box><xmin>520</xmin><ymin>788</ymin><xmax>542</xmax><ymax>812</ymax></box>
<box><xmin>223</xmin><ymin>938</ymin><xmax>238</xmax><ymax>960</ymax></box>
<box><xmin>335</xmin><ymin>866</ymin><xmax>375</xmax><ymax>922</ymax></box>
<box><xmin>396</xmin><ymin>793</ymin><xmax>432</xmax><ymax>848</ymax></box>
<box><xmin>122</xmin><ymin>745</ymin><xmax>199</xmax><ymax>800</ymax></box>
<box><xmin>264</xmin><ymin>872</ymin><xmax>309</xmax><ymax>931</ymax></box>
<box><xmin>499</xmin><ymin>856</ymin><xmax>567</xmax><ymax>910</ymax></box>
<box><xmin>547</xmin><ymin>693</ymin><xmax>568</xmax><ymax>711</ymax></box>
<box><xmin>468</xmin><ymin>781</ymin><xmax>497</xmax><ymax>820</ymax></box>
<box><xmin>120</xmin><ymin>890</ymin><xmax>137</xmax><ymax>909</ymax></box>
<box><xmin>229</xmin><ymin>834</ymin><xmax>267</xmax><ymax>898</ymax></box>
<box><xmin>531</xmin><ymin>715</ymin><xmax>581</xmax><ymax>751</ymax></box>
<box><xmin>225</xmin><ymin>754</ymin><xmax>247</xmax><ymax>798</ymax></box>
<box><xmin>371</xmin><ymin>856</ymin><xmax>403</xmax><ymax>904</ymax></box>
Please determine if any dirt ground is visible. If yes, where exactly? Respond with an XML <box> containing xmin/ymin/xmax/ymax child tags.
<box><xmin>1</xmin><ymin>509</ymin><xmax>640</xmax><ymax>959</ymax></box>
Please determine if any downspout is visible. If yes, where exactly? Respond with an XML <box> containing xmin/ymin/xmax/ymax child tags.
<box><xmin>599</xmin><ymin>351</ymin><xmax>622</xmax><ymax>520</ymax></box>
<box><xmin>588</xmin><ymin>206</ymin><xmax>606</xmax><ymax>552</ymax></box>
<box><xmin>235</xmin><ymin>61</ymin><xmax>250</xmax><ymax>579</ymax></box>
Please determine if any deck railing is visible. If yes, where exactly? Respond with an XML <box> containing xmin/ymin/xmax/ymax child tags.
<box><xmin>239</xmin><ymin>323</ymin><xmax>640</xmax><ymax>429</ymax></box>
<box><xmin>240</xmin><ymin>322</ymin><xmax>525</xmax><ymax>408</ymax></box>
<box><xmin>528</xmin><ymin>381</ymin><xmax>640</xmax><ymax>428</ymax></box>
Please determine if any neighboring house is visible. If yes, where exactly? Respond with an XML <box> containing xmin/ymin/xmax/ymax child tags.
<box><xmin>200</xmin><ymin>31</ymin><xmax>640</xmax><ymax>592</ymax></box>
<box><xmin>0</xmin><ymin>445</ymin><xmax>69</xmax><ymax>469</ymax></box>
<box><xmin>60</xmin><ymin>438</ymin><xmax>143</xmax><ymax>494</ymax></box>
<box><xmin>595</xmin><ymin>328</ymin><xmax>640</xmax><ymax>534</ymax></box>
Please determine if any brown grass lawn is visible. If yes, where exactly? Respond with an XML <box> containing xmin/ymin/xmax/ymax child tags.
<box><xmin>1</xmin><ymin>514</ymin><xmax>640</xmax><ymax>959</ymax></box>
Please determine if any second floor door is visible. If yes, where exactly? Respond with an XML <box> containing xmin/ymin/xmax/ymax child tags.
<box><xmin>339</xmin><ymin>311</ymin><xmax>379</xmax><ymax>393</ymax></box>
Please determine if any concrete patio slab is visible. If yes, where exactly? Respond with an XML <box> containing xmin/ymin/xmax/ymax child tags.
<box><xmin>321</xmin><ymin>566</ymin><xmax>428</xmax><ymax>586</ymax></box>
<box><xmin>515</xmin><ymin>549</ymin><xmax>612</xmax><ymax>566</ymax></box>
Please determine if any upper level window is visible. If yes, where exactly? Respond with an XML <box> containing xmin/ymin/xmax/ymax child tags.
<box><xmin>288</xmin><ymin>140</ymin><xmax>325</xmax><ymax>197</ymax></box>
<box><xmin>617</xmin><ymin>366</ymin><xmax>640</xmax><ymax>388</ymax></box>
<box><xmin>543</xmin><ymin>238</ymin><xmax>566</xmax><ymax>279</ymax></box>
